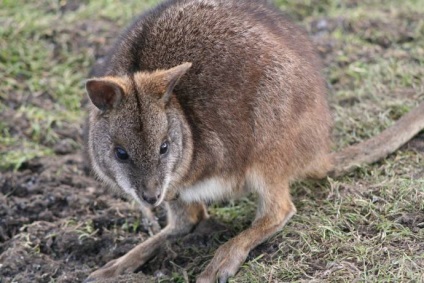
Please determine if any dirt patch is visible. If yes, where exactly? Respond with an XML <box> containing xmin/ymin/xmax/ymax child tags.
<box><xmin>0</xmin><ymin>152</ymin><xmax>237</xmax><ymax>282</ymax></box>
<box><xmin>0</xmin><ymin>82</ymin><xmax>248</xmax><ymax>281</ymax></box>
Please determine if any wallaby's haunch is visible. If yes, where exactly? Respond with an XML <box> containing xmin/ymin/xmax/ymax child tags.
<box><xmin>84</xmin><ymin>0</ymin><xmax>424</xmax><ymax>282</ymax></box>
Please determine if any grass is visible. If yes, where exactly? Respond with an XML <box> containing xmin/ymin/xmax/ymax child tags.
<box><xmin>1</xmin><ymin>0</ymin><xmax>423</xmax><ymax>282</ymax></box>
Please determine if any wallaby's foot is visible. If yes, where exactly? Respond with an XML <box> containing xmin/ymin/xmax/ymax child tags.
<box><xmin>84</xmin><ymin>241</ymin><xmax>156</xmax><ymax>282</ymax></box>
<box><xmin>196</xmin><ymin>238</ymin><xmax>249</xmax><ymax>283</ymax></box>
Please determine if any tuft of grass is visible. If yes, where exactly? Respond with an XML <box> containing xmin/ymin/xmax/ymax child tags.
<box><xmin>76</xmin><ymin>220</ymin><xmax>99</xmax><ymax>241</ymax></box>
<box><xmin>209</xmin><ymin>197</ymin><xmax>257</xmax><ymax>231</ymax></box>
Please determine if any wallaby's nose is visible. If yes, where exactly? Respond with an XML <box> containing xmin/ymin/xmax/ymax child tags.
<box><xmin>141</xmin><ymin>192</ymin><xmax>161</xmax><ymax>205</ymax></box>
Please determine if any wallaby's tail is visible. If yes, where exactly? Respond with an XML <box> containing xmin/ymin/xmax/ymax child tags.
<box><xmin>328</xmin><ymin>102</ymin><xmax>424</xmax><ymax>178</ymax></box>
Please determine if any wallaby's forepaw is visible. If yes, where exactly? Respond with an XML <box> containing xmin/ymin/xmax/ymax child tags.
<box><xmin>196</xmin><ymin>240</ymin><xmax>248</xmax><ymax>283</ymax></box>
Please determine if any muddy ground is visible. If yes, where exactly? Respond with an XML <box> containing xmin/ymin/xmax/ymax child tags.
<box><xmin>1</xmin><ymin>1</ymin><xmax>423</xmax><ymax>282</ymax></box>
<box><xmin>0</xmin><ymin>151</ymin><xmax>238</xmax><ymax>282</ymax></box>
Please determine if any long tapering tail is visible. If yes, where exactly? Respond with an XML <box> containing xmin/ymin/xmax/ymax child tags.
<box><xmin>328</xmin><ymin>102</ymin><xmax>424</xmax><ymax>177</ymax></box>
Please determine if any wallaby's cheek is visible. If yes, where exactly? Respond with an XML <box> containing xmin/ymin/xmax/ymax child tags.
<box><xmin>87</xmin><ymin>120</ymin><xmax>118</xmax><ymax>188</ymax></box>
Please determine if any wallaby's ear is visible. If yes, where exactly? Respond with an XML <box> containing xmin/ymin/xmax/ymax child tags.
<box><xmin>160</xmin><ymin>62</ymin><xmax>192</xmax><ymax>102</ymax></box>
<box><xmin>85</xmin><ymin>78</ymin><xmax>125</xmax><ymax>111</ymax></box>
<box><xmin>135</xmin><ymin>62</ymin><xmax>192</xmax><ymax>103</ymax></box>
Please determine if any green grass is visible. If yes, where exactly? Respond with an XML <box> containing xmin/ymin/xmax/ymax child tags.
<box><xmin>1</xmin><ymin>0</ymin><xmax>423</xmax><ymax>282</ymax></box>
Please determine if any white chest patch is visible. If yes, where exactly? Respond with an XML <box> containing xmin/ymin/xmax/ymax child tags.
<box><xmin>179</xmin><ymin>177</ymin><xmax>236</xmax><ymax>203</ymax></box>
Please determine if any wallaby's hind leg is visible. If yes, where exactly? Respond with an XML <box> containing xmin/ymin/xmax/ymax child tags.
<box><xmin>84</xmin><ymin>201</ymin><xmax>208</xmax><ymax>282</ymax></box>
<box><xmin>196</xmin><ymin>172</ymin><xmax>296</xmax><ymax>283</ymax></box>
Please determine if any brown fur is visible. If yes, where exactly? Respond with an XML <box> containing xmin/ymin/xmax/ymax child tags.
<box><xmin>83</xmin><ymin>1</ymin><xmax>424</xmax><ymax>282</ymax></box>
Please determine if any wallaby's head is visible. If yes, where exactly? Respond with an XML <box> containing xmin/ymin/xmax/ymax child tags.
<box><xmin>85</xmin><ymin>62</ymin><xmax>192</xmax><ymax>206</ymax></box>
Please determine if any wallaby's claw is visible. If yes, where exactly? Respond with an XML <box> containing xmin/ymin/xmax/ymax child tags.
<box><xmin>85</xmin><ymin>257</ymin><xmax>132</xmax><ymax>282</ymax></box>
<box><xmin>82</xmin><ymin>278</ymin><xmax>96</xmax><ymax>283</ymax></box>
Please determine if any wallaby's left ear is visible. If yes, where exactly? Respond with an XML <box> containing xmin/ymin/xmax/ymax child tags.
<box><xmin>85</xmin><ymin>77</ymin><xmax>127</xmax><ymax>111</ymax></box>
<box><xmin>160</xmin><ymin>62</ymin><xmax>192</xmax><ymax>102</ymax></box>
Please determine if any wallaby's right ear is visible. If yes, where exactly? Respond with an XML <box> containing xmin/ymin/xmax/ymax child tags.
<box><xmin>85</xmin><ymin>78</ymin><xmax>125</xmax><ymax>111</ymax></box>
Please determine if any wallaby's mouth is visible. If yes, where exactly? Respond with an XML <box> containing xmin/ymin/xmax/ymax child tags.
<box><xmin>131</xmin><ymin>177</ymin><xmax>171</xmax><ymax>207</ymax></box>
<box><xmin>134</xmin><ymin>189</ymin><xmax>165</xmax><ymax>208</ymax></box>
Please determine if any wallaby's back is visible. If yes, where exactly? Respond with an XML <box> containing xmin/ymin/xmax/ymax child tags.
<box><xmin>92</xmin><ymin>0</ymin><xmax>332</xmax><ymax>182</ymax></box>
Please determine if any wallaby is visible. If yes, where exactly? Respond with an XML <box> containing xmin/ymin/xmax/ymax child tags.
<box><xmin>83</xmin><ymin>0</ymin><xmax>424</xmax><ymax>282</ymax></box>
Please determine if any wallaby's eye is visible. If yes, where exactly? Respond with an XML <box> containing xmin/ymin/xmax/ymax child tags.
<box><xmin>160</xmin><ymin>141</ymin><xmax>169</xmax><ymax>155</ymax></box>
<box><xmin>115</xmin><ymin>147</ymin><xmax>129</xmax><ymax>161</ymax></box>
